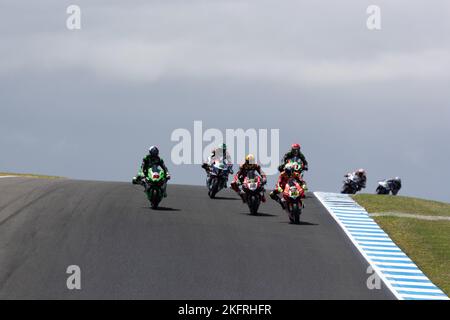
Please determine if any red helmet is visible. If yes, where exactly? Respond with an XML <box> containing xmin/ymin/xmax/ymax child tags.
<box><xmin>291</xmin><ymin>143</ymin><xmax>301</xmax><ymax>150</ymax></box>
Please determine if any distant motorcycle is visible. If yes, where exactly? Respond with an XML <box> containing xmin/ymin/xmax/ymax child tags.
<box><xmin>133</xmin><ymin>165</ymin><xmax>169</xmax><ymax>209</ymax></box>
<box><xmin>341</xmin><ymin>173</ymin><xmax>363</xmax><ymax>194</ymax></box>
<box><xmin>241</xmin><ymin>171</ymin><xmax>266</xmax><ymax>215</ymax></box>
<box><xmin>376</xmin><ymin>178</ymin><xmax>402</xmax><ymax>195</ymax></box>
<box><xmin>206</xmin><ymin>161</ymin><xmax>233</xmax><ymax>198</ymax></box>
<box><xmin>282</xmin><ymin>178</ymin><xmax>305</xmax><ymax>224</ymax></box>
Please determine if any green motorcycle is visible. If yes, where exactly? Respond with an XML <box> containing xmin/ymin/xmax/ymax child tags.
<box><xmin>134</xmin><ymin>165</ymin><xmax>168</xmax><ymax>209</ymax></box>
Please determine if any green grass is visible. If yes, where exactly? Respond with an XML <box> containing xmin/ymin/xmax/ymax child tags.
<box><xmin>374</xmin><ymin>216</ymin><xmax>450</xmax><ymax>296</ymax></box>
<box><xmin>352</xmin><ymin>194</ymin><xmax>450</xmax><ymax>295</ymax></box>
<box><xmin>0</xmin><ymin>172</ymin><xmax>63</xmax><ymax>179</ymax></box>
<box><xmin>353</xmin><ymin>194</ymin><xmax>450</xmax><ymax>217</ymax></box>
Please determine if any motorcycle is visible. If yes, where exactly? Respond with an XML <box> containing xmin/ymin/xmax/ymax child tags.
<box><xmin>134</xmin><ymin>165</ymin><xmax>169</xmax><ymax>209</ymax></box>
<box><xmin>207</xmin><ymin>161</ymin><xmax>233</xmax><ymax>198</ymax></box>
<box><xmin>282</xmin><ymin>178</ymin><xmax>305</xmax><ymax>224</ymax></box>
<box><xmin>241</xmin><ymin>171</ymin><xmax>266</xmax><ymax>215</ymax></box>
<box><xmin>376</xmin><ymin>179</ymin><xmax>401</xmax><ymax>195</ymax></box>
<box><xmin>341</xmin><ymin>173</ymin><xmax>363</xmax><ymax>194</ymax></box>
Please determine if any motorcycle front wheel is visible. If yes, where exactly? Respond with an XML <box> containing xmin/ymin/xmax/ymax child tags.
<box><xmin>376</xmin><ymin>186</ymin><xmax>389</xmax><ymax>195</ymax></box>
<box><xmin>247</xmin><ymin>194</ymin><xmax>260</xmax><ymax>215</ymax></box>
<box><xmin>208</xmin><ymin>179</ymin><xmax>219</xmax><ymax>198</ymax></box>
<box><xmin>341</xmin><ymin>185</ymin><xmax>355</xmax><ymax>194</ymax></box>
<box><xmin>150</xmin><ymin>188</ymin><xmax>161</xmax><ymax>209</ymax></box>
<box><xmin>290</xmin><ymin>202</ymin><xmax>301</xmax><ymax>224</ymax></box>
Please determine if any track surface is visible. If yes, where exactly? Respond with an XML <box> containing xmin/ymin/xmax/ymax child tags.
<box><xmin>0</xmin><ymin>178</ymin><xmax>394</xmax><ymax>299</ymax></box>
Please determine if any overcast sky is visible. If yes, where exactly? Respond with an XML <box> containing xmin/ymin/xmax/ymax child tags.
<box><xmin>1</xmin><ymin>0</ymin><xmax>449</xmax><ymax>202</ymax></box>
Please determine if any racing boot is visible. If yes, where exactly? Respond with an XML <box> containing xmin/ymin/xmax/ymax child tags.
<box><xmin>239</xmin><ymin>190</ymin><xmax>247</xmax><ymax>203</ymax></box>
<box><xmin>302</xmin><ymin>181</ymin><xmax>308</xmax><ymax>192</ymax></box>
<box><xmin>270</xmin><ymin>190</ymin><xmax>284</xmax><ymax>209</ymax></box>
<box><xmin>269</xmin><ymin>190</ymin><xmax>278</xmax><ymax>202</ymax></box>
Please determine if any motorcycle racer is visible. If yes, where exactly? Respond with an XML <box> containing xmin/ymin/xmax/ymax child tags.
<box><xmin>202</xmin><ymin>143</ymin><xmax>233</xmax><ymax>188</ymax></box>
<box><xmin>202</xmin><ymin>144</ymin><xmax>232</xmax><ymax>169</ymax></box>
<box><xmin>133</xmin><ymin>146</ymin><xmax>170</xmax><ymax>197</ymax></box>
<box><xmin>231</xmin><ymin>154</ymin><xmax>267</xmax><ymax>202</ymax></box>
<box><xmin>270</xmin><ymin>163</ymin><xmax>305</xmax><ymax>209</ymax></box>
<box><xmin>345</xmin><ymin>168</ymin><xmax>367</xmax><ymax>191</ymax></box>
<box><xmin>278</xmin><ymin>143</ymin><xmax>308</xmax><ymax>172</ymax></box>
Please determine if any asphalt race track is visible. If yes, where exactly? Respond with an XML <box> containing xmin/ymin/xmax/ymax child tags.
<box><xmin>0</xmin><ymin>177</ymin><xmax>394</xmax><ymax>299</ymax></box>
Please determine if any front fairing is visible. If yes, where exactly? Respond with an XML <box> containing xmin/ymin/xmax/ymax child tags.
<box><xmin>378</xmin><ymin>181</ymin><xmax>389</xmax><ymax>189</ymax></box>
<box><xmin>211</xmin><ymin>163</ymin><xmax>232</xmax><ymax>177</ymax></box>
<box><xmin>345</xmin><ymin>175</ymin><xmax>360</xmax><ymax>187</ymax></box>
<box><xmin>244</xmin><ymin>178</ymin><xmax>260</xmax><ymax>192</ymax></box>
<box><xmin>210</xmin><ymin>165</ymin><xmax>222</xmax><ymax>176</ymax></box>
<box><xmin>283</xmin><ymin>179</ymin><xmax>303</xmax><ymax>201</ymax></box>
<box><xmin>146</xmin><ymin>166</ymin><xmax>165</xmax><ymax>186</ymax></box>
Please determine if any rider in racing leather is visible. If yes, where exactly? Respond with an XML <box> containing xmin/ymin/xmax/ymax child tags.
<box><xmin>278</xmin><ymin>143</ymin><xmax>308</xmax><ymax>172</ymax></box>
<box><xmin>345</xmin><ymin>168</ymin><xmax>367</xmax><ymax>191</ymax></box>
<box><xmin>133</xmin><ymin>146</ymin><xmax>170</xmax><ymax>196</ymax></box>
<box><xmin>270</xmin><ymin>163</ymin><xmax>305</xmax><ymax>209</ymax></box>
<box><xmin>202</xmin><ymin>143</ymin><xmax>233</xmax><ymax>187</ymax></box>
<box><xmin>202</xmin><ymin>144</ymin><xmax>232</xmax><ymax>169</ymax></box>
<box><xmin>231</xmin><ymin>154</ymin><xmax>267</xmax><ymax>203</ymax></box>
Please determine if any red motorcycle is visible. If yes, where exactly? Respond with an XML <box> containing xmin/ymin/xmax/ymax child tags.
<box><xmin>241</xmin><ymin>171</ymin><xmax>266</xmax><ymax>215</ymax></box>
<box><xmin>282</xmin><ymin>178</ymin><xmax>305</xmax><ymax>224</ymax></box>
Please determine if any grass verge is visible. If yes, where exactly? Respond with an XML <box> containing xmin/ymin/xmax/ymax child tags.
<box><xmin>352</xmin><ymin>194</ymin><xmax>450</xmax><ymax>296</ymax></box>
<box><xmin>353</xmin><ymin>194</ymin><xmax>450</xmax><ymax>217</ymax></box>
<box><xmin>374</xmin><ymin>216</ymin><xmax>450</xmax><ymax>296</ymax></box>
<box><xmin>0</xmin><ymin>172</ymin><xmax>64</xmax><ymax>179</ymax></box>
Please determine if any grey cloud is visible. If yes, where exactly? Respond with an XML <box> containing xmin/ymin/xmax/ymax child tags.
<box><xmin>1</xmin><ymin>0</ymin><xmax>449</xmax><ymax>202</ymax></box>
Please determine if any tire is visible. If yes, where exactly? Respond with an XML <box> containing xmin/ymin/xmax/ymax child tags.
<box><xmin>248</xmin><ymin>195</ymin><xmax>260</xmax><ymax>215</ymax></box>
<box><xmin>150</xmin><ymin>189</ymin><xmax>161</xmax><ymax>209</ymax></box>
<box><xmin>376</xmin><ymin>186</ymin><xmax>389</xmax><ymax>195</ymax></box>
<box><xmin>341</xmin><ymin>185</ymin><xmax>350</xmax><ymax>194</ymax></box>
<box><xmin>288</xmin><ymin>204</ymin><xmax>294</xmax><ymax>223</ymax></box>
<box><xmin>342</xmin><ymin>184</ymin><xmax>357</xmax><ymax>194</ymax></box>
<box><xmin>209</xmin><ymin>179</ymin><xmax>219</xmax><ymax>198</ymax></box>
<box><xmin>291</xmin><ymin>202</ymin><xmax>301</xmax><ymax>224</ymax></box>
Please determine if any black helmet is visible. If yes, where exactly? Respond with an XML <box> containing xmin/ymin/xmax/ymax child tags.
<box><xmin>149</xmin><ymin>146</ymin><xmax>159</xmax><ymax>157</ymax></box>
